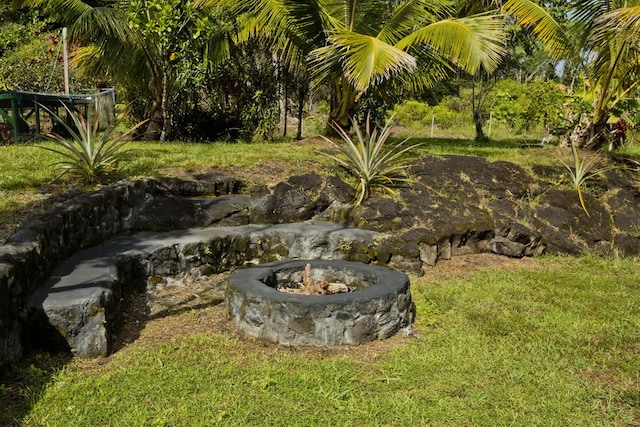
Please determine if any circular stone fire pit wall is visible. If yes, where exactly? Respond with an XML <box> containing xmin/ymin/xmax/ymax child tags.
<box><xmin>226</xmin><ymin>260</ymin><xmax>414</xmax><ymax>346</ymax></box>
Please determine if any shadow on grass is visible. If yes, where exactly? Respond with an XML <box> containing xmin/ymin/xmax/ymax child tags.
<box><xmin>0</xmin><ymin>351</ymin><xmax>73</xmax><ymax>427</ymax></box>
<box><xmin>110</xmin><ymin>284</ymin><xmax>226</xmax><ymax>354</ymax></box>
<box><xmin>410</xmin><ymin>136</ymin><xmax>545</xmax><ymax>151</ymax></box>
<box><xmin>0</xmin><ymin>289</ymin><xmax>226</xmax><ymax>426</ymax></box>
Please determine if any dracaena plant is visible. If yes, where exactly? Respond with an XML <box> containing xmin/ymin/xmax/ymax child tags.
<box><xmin>38</xmin><ymin>103</ymin><xmax>147</xmax><ymax>183</ymax></box>
<box><xmin>321</xmin><ymin>115</ymin><xmax>421</xmax><ymax>205</ymax></box>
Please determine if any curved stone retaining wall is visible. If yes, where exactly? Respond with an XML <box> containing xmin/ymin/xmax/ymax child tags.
<box><xmin>0</xmin><ymin>171</ymin><xmax>549</xmax><ymax>370</ymax></box>
<box><xmin>27</xmin><ymin>223</ymin><xmax>383</xmax><ymax>357</ymax></box>
<box><xmin>0</xmin><ymin>177</ymin><xmax>240</xmax><ymax>370</ymax></box>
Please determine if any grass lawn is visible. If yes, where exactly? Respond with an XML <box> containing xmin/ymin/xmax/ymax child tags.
<box><xmin>1</xmin><ymin>136</ymin><xmax>639</xmax><ymax>425</ymax></box>
<box><xmin>5</xmin><ymin>255</ymin><xmax>639</xmax><ymax>426</ymax></box>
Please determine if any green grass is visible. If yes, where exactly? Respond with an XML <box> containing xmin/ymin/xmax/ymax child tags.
<box><xmin>9</xmin><ymin>255</ymin><xmax>639</xmax><ymax>426</ymax></box>
<box><xmin>0</xmin><ymin>140</ymin><xmax>328</xmax><ymax>236</ymax></box>
<box><xmin>413</xmin><ymin>137</ymin><xmax>560</xmax><ymax>166</ymax></box>
<box><xmin>120</xmin><ymin>140</ymin><xmax>328</xmax><ymax>178</ymax></box>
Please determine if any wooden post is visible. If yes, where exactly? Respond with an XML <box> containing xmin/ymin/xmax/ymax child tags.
<box><xmin>62</xmin><ymin>27</ymin><xmax>70</xmax><ymax>95</ymax></box>
<box><xmin>431</xmin><ymin>113</ymin><xmax>435</xmax><ymax>138</ymax></box>
<box><xmin>35</xmin><ymin>103</ymin><xmax>41</xmax><ymax>134</ymax></box>
<box><xmin>11</xmin><ymin>98</ymin><xmax>19</xmax><ymax>143</ymax></box>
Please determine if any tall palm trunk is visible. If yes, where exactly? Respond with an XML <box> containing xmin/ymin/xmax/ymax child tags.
<box><xmin>144</xmin><ymin>81</ymin><xmax>163</xmax><ymax>140</ymax></box>
<box><xmin>296</xmin><ymin>82</ymin><xmax>308</xmax><ymax>140</ymax></box>
<box><xmin>329</xmin><ymin>77</ymin><xmax>356</xmax><ymax>128</ymax></box>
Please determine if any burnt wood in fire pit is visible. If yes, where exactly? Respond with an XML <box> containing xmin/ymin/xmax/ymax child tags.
<box><xmin>226</xmin><ymin>260</ymin><xmax>414</xmax><ymax>346</ymax></box>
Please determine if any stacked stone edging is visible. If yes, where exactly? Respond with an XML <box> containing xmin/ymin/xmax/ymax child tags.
<box><xmin>0</xmin><ymin>176</ymin><xmax>240</xmax><ymax>370</ymax></box>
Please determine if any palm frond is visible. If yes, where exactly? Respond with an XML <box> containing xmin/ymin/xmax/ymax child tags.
<box><xmin>377</xmin><ymin>0</ymin><xmax>450</xmax><ymax>44</ymax></box>
<box><xmin>396</xmin><ymin>13</ymin><xmax>505</xmax><ymax>75</ymax></box>
<box><xmin>501</xmin><ymin>0</ymin><xmax>574</xmax><ymax>59</ymax></box>
<box><xmin>325</xmin><ymin>32</ymin><xmax>417</xmax><ymax>92</ymax></box>
<box><xmin>70</xmin><ymin>6</ymin><xmax>131</xmax><ymax>41</ymax></box>
<box><xmin>233</xmin><ymin>0</ymin><xmax>299</xmax><ymax>45</ymax></box>
<box><xmin>13</xmin><ymin>0</ymin><xmax>90</xmax><ymax>21</ymax></box>
<box><xmin>598</xmin><ymin>5</ymin><xmax>640</xmax><ymax>35</ymax></box>
<box><xmin>307</xmin><ymin>44</ymin><xmax>344</xmax><ymax>85</ymax></box>
<box><xmin>592</xmin><ymin>5</ymin><xmax>640</xmax><ymax>50</ymax></box>
<box><xmin>400</xmin><ymin>44</ymin><xmax>453</xmax><ymax>90</ymax></box>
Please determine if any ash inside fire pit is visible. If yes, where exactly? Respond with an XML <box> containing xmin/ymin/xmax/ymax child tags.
<box><xmin>275</xmin><ymin>263</ymin><xmax>364</xmax><ymax>295</ymax></box>
<box><xmin>226</xmin><ymin>260</ymin><xmax>414</xmax><ymax>346</ymax></box>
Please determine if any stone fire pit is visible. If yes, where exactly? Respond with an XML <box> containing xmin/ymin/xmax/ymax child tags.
<box><xmin>226</xmin><ymin>260</ymin><xmax>414</xmax><ymax>346</ymax></box>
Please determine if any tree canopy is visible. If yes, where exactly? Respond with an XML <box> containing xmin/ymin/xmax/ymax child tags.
<box><xmin>2</xmin><ymin>0</ymin><xmax>639</xmax><ymax>145</ymax></box>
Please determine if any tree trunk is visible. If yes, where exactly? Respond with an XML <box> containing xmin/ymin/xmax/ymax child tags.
<box><xmin>474</xmin><ymin>110</ymin><xmax>487</xmax><ymax>142</ymax></box>
<box><xmin>295</xmin><ymin>77</ymin><xmax>309</xmax><ymax>140</ymax></box>
<box><xmin>471</xmin><ymin>76</ymin><xmax>488</xmax><ymax>142</ymax></box>
<box><xmin>296</xmin><ymin>84</ymin><xmax>307</xmax><ymax>140</ymax></box>
<box><xmin>283</xmin><ymin>80</ymin><xmax>288</xmax><ymax>138</ymax></box>
<box><xmin>328</xmin><ymin>77</ymin><xmax>356</xmax><ymax>130</ymax></box>
<box><xmin>143</xmin><ymin>93</ymin><xmax>163</xmax><ymax>140</ymax></box>
<box><xmin>581</xmin><ymin>115</ymin><xmax>610</xmax><ymax>149</ymax></box>
<box><xmin>160</xmin><ymin>65</ymin><xmax>170</xmax><ymax>142</ymax></box>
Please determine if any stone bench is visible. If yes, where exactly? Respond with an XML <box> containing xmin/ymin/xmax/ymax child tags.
<box><xmin>27</xmin><ymin>221</ymin><xmax>385</xmax><ymax>357</ymax></box>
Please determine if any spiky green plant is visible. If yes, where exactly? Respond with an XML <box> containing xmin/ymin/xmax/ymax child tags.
<box><xmin>557</xmin><ymin>144</ymin><xmax>615</xmax><ymax>217</ymax></box>
<box><xmin>38</xmin><ymin>103</ymin><xmax>147</xmax><ymax>183</ymax></box>
<box><xmin>321</xmin><ymin>115</ymin><xmax>421</xmax><ymax>205</ymax></box>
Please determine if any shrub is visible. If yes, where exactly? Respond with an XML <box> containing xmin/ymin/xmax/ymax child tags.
<box><xmin>391</xmin><ymin>100</ymin><xmax>433</xmax><ymax>128</ymax></box>
<box><xmin>491</xmin><ymin>79</ymin><xmax>566</xmax><ymax>134</ymax></box>
<box><xmin>321</xmin><ymin>115</ymin><xmax>421</xmax><ymax>205</ymax></box>
<box><xmin>38</xmin><ymin>103</ymin><xmax>146</xmax><ymax>183</ymax></box>
<box><xmin>0</xmin><ymin>30</ymin><xmax>95</xmax><ymax>93</ymax></box>
<box><xmin>392</xmin><ymin>98</ymin><xmax>469</xmax><ymax>131</ymax></box>
<box><xmin>432</xmin><ymin>103</ymin><xmax>466</xmax><ymax>129</ymax></box>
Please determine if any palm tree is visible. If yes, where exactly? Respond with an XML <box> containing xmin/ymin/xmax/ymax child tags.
<box><xmin>196</xmin><ymin>0</ymin><xmax>566</xmax><ymax>128</ymax></box>
<box><xmin>194</xmin><ymin>0</ymin><xmax>506</xmax><ymax>127</ymax></box>
<box><xmin>570</xmin><ymin>1</ymin><xmax>640</xmax><ymax>148</ymax></box>
<box><xmin>457</xmin><ymin>0</ymin><xmax>570</xmax><ymax>140</ymax></box>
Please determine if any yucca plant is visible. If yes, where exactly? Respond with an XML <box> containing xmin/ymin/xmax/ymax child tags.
<box><xmin>321</xmin><ymin>115</ymin><xmax>421</xmax><ymax>205</ymax></box>
<box><xmin>557</xmin><ymin>144</ymin><xmax>615</xmax><ymax>217</ymax></box>
<box><xmin>38</xmin><ymin>103</ymin><xmax>147</xmax><ymax>183</ymax></box>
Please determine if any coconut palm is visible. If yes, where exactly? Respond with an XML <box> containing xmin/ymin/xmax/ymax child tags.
<box><xmin>195</xmin><ymin>0</ymin><xmax>566</xmax><ymax>127</ymax></box>
<box><xmin>456</xmin><ymin>0</ymin><xmax>571</xmax><ymax>140</ymax></box>
<box><xmin>193</xmin><ymin>0</ymin><xmax>504</xmax><ymax>126</ymax></box>
<box><xmin>570</xmin><ymin>1</ymin><xmax>640</xmax><ymax>148</ymax></box>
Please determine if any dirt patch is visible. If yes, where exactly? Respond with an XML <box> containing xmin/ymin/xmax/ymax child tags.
<box><xmin>111</xmin><ymin>272</ymin><xmax>232</xmax><ymax>353</ymax></box>
<box><xmin>419</xmin><ymin>252</ymin><xmax>549</xmax><ymax>282</ymax></box>
<box><xmin>109</xmin><ymin>253</ymin><xmax>547</xmax><ymax>362</ymax></box>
